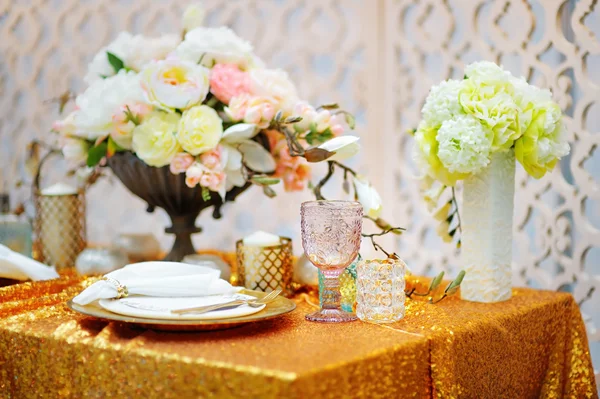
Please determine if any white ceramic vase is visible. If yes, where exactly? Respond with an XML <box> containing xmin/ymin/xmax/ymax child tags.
<box><xmin>460</xmin><ymin>150</ymin><xmax>515</xmax><ymax>303</ymax></box>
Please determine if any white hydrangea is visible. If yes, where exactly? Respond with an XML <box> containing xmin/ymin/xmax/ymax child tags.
<box><xmin>511</xmin><ymin>77</ymin><xmax>560</xmax><ymax>133</ymax></box>
<box><xmin>464</xmin><ymin>61</ymin><xmax>513</xmax><ymax>82</ymax></box>
<box><xmin>537</xmin><ymin>117</ymin><xmax>570</xmax><ymax>162</ymax></box>
<box><xmin>437</xmin><ymin>114</ymin><xmax>493</xmax><ymax>174</ymax></box>
<box><xmin>74</xmin><ymin>70</ymin><xmax>146</xmax><ymax>139</ymax></box>
<box><xmin>176</xmin><ymin>27</ymin><xmax>255</xmax><ymax>68</ymax></box>
<box><xmin>85</xmin><ymin>32</ymin><xmax>179</xmax><ymax>84</ymax></box>
<box><xmin>421</xmin><ymin>79</ymin><xmax>463</xmax><ymax>127</ymax></box>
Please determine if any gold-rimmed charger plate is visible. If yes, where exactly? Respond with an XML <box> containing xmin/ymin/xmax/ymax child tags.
<box><xmin>66</xmin><ymin>289</ymin><xmax>296</xmax><ymax>331</ymax></box>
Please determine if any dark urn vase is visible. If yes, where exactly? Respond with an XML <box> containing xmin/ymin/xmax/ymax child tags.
<box><xmin>107</xmin><ymin>152</ymin><xmax>251</xmax><ymax>261</ymax></box>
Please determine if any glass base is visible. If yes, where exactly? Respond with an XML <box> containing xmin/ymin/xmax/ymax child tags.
<box><xmin>305</xmin><ymin>309</ymin><xmax>358</xmax><ymax>323</ymax></box>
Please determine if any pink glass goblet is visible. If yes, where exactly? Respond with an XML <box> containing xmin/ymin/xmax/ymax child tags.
<box><xmin>300</xmin><ymin>200</ymin><xmax>363</xmax><ymax>322</ymax></box>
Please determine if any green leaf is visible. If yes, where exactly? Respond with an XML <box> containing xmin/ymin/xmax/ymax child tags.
<box><xmin>86</xmin><ymin>141</ymin><xmax>108</xmax><ymax>167</ymax></box>
<box><xmin>344</xmin><ymin>112</ymin><xmax>356</xmax><ymax>129</ymax></box>
<box><xmin>284</xmin><ymin>116</ymin><xmax>302</xmax><ymax>124</ymax></box>
<box><xmin>446</xmin><ymin>270</ymin><xmax>466</xmax><ymax>292</ymax></box>
<box><xmin>251</xmin><ymin>175</ymin><xmax>281</xmax><ymax>186</ymax></box>
<box><xmin>305</xmin><ymin>127</ymin><xmax>334</xmax><ymax>146</ymax></box>
<box><xmin>263</xmin><ymin>186</ymin><xmax>277</xmax><ymax>198</ymax></box>
<box><xmin>106</xmin><ymin>51</ymin><xmax>125</xmax><ymax>74</ymax></box>
<box><xmin>106</xmin><ymin>136</ymin><xmax>125</xmax><ymax>157</ymax></box>
<box><xmin>201</xmin><ymin>187</ymin><xmax>211</xmax><ymax>201</ymax></box>
<box><xmin>320</xmin><ymin>103</ymin><xmax>339</xmax><ymax>110</ymax></box>
<box><xmin>429</xmin><ymin>271</ymin><xmax>445</xmax><ymax>291</ymax></box>
<box><xmin>305</xmin><ymin>131</ymin><xmax>316</xmax><ymax>145</ymax></box>
<box><xmin>274</xmin><ymin>110</ymin><xmax>283</xmax><ymax>122</ymax></box>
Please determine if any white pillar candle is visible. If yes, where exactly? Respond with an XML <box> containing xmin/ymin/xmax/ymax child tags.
<box><xmin>240</xmin><ymin>231</ymin><xmax>281</xmax><ymax>291</ymax></box>
<box><xmin>242</xmin><ymin>231</ymin><xmax>281</xmax><ymax>247</ymax></box>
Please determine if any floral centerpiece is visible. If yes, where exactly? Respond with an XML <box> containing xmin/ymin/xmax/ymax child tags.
<box><xmin>413</xmin><ymin>61</ymin><xmax>570</xmax><ymax>302</ymax></box>
<box><xmin>52</xmin><ymin>6</ymin><xmax>398</xmax><ymax>261</ymax></box>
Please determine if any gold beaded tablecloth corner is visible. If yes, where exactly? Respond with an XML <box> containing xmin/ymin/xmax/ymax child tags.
<box><xmin>0</xmin><ymin>273</ymin><xmax>597</xmax><ymax>399</ymax></box>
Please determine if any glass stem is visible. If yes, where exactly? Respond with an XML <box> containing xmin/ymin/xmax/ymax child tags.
<box><xmin>321</xmin><ymin>270</ymin><xmax>343</xmax><ymax>310</ymax></box>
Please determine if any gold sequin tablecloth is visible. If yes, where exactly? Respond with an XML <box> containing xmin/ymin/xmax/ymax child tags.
<box><xmin>0</xmin><ymin>275</ymin><xmax>596</xmax><ymax>398</ymax></box>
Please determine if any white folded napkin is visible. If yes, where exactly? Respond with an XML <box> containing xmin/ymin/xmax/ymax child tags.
<box><xmin>72</xmin><ymin>261</ymin><xmax>240</xmax><ymax>305</ymax></box>
<box><xmin>0</xmin><ymin>244</ymin><xmax>59</xmax><ymax>281</ymax></box>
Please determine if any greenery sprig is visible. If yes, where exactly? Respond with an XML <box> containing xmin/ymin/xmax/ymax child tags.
<box><xmin>405</xmin><ymin>270</ymin><xmax>466</xmax><ymax>303</ymax></box>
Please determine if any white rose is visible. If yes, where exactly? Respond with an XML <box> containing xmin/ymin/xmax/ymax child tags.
<box><xmin>73</xmin><ymin>70</ymin><xmax>146</xmax><ymax>140</ymax></box>
<box><xmin>62</xmin><ymin>138</ymin><xmax>89</xmax><ymax>163</ymax></box>
<box><xmin>132</xmin><ymin>112</ymin><xmax>182</xmax><ymax>167</ymax></box>
<box><xmin>84</xmin><ymin>32</ymin><xmax>180</xmax><ymax>84</ymax></box>
<box><xmin>354</xmin><ymin>176</ymin><xmax>383</xmax><ymax>218</ymax></box>
<box><xmin>250</xmin><ymin>69</ymin><xmax>299</xmax><ymax>108</ymax></box>
<box><xmin>141</xmin><ymin>58</ymin><xmax>210</xmax><ymax>111</ymax></box>
<box><xmin>183</xmin><ymin>4</ymin><xmax>205</xmax><ymax>32</ymax></box>
<box><xmin>176</xmin><ymin>27</ymin><xmax>254</xmax><ymax>68</ymax></box>
<box><xmin>177</xmin><ymin>105</ymin><xmax>223</xmax><ymax>155</ymax></box>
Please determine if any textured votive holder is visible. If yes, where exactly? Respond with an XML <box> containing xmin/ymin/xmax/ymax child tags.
<box><xmin>356</xmin><ymin>256</ymin><xmax>406</xmax><ymax>323</ymax></box>
<box><xmin>33</xmin><ymin>191</ymin><xmax>86</xmax><ymax>272</ymax></box>
<box><xmin>236</xmin><ymin>237</ymin><xmax>293</xmax><ymax>294</ymax></box>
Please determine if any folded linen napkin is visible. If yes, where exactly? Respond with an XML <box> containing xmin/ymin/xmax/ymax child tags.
<box><xmin>72</xmin><ymin>261</ymin><xmax>240</xmax><ymax>305</ymax></box>
<box><xmin>0</xmin><ymin>244</ymin><xmax>59</xmax><ymax>281</ymax></box>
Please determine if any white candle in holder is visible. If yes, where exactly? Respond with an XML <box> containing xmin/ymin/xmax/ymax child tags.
<box><xmin>242</xmin><ymin>231</ymin><xmax>281</xmax><ymax>247</ymax></box>
<box><xmin>240</xmin><ymin>231</ymin><xmax>281</xmax><ymax>290</ymax></box>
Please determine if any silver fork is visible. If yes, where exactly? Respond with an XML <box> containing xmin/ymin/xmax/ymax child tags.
<box><xmin>170</xmin><ymin>289</ymin><xmax>282</xmax><ymax>315</ymax></box>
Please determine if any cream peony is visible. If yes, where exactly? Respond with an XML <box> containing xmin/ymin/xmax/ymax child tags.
<box><xmin>141</xmin><ymin>58</ymin><xmax>210</xmax><ymax>111</ymax></box>
<box><xmin>176</xmin><ymin>27</ymin><xmax>254</xmax><ymax>68</ymax></box>
<box><xmin>250</xmin><ymin>69</ymin><xmax>299</xmax><ymax>108</ymax></box>
<box><xmin>421</xmin><ymin>79</ymin><xmax>463</xmax><ymax>128</ymax></box>
<box><xmin>73</xmin><ymin>70</ymin><xmax>146</xmax><ymax>140</ymax></box>
<box><xmin>132</xmin><ymin>112</ymin><xmax>181</xmax><ymax>167</ymax></box>
<box><xmin>84</xmin><ymin>32</ymin><xmax>180</xmax><ymax>84</ymax></box>
<box><xmin>177</xmin><ymin>105</ymin><xmax>223</xmax><ymax>155</ymax></box>
<box><xmin>437</xmin><ymin>114</ymin><xmax>493</xmax><ymax>174</ymax></box>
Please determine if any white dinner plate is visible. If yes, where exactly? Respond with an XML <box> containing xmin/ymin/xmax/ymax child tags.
<box><xmin>99</xmin><ymin>293</ymin><xmax>266</xmax><ymax>320</ymax></box>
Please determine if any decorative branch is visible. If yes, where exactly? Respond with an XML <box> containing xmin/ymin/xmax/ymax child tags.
<box><xmin>405</xmin><ymin>270</ymin><xmax>465</xmax><ymax>304</ymax></box>
<box><xmin>451</xmin><ymin>187</ymin><xmax>462</xmax><ymax>235</ymax></box>
<box><xmin>313</xmin><ymin>161</ymin><xmax>335</xmax><ymax>200</ymax></box>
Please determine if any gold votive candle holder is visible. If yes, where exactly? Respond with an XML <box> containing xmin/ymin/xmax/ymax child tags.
<box><xmin>33</xmin><ymin>191</ymin><xmax>86</xmax><ymax>272</ymax></box>
<box><xmin>356</xmin><ymin>256</ymin><xmax>406</xmax><ymax>323</ymax></box>
<box><xmin>236</xmin><ymin>237</ymin><xmax>293</xmax><ymax>295</ymax></box>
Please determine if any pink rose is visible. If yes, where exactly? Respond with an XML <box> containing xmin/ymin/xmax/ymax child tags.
<box><xmin>209</xmin><ymin>64</ymin><xmax>252</xmax><ymax>105</ymax></box>
<box><xmin>226</xmin><ymin>94</ymin><xmax>278</xmax><ymax>129</ymax></box>
<box><xmin>199</xmin><ymin>146</ymin><xmax>222</xmax><ymax>170</ymax></box>
<box><xmin>170</xmin><ymin>152</ymin><xmax>195</xmax><ymax>174</ymax></box>
<box><xmin>185</xmin><ymin>163</ymin><xmax>204</xmax><ymax>187</ymax></box>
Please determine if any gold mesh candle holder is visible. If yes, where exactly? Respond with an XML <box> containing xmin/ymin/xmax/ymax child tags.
<box><xmin>236</xmin><ymin>237</ymin><xmax>293</xmax><ymax>295</ymax></box>
<box><xmin>33</xmin><ymin>191</ymin><xmax>86</xmax><ymax>272</ymax></box>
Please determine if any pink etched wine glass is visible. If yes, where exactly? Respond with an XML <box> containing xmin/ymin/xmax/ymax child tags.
<box><xmin>301</xmin><ymin>200</ymin><xmax>363</xmax><ymax>322</ymax></box>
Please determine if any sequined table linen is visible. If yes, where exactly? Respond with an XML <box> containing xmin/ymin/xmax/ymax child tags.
<box><xmin>0</xmin><ymin>276</ymin><xmax>596</xmax><ymax>398</ymax></box>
